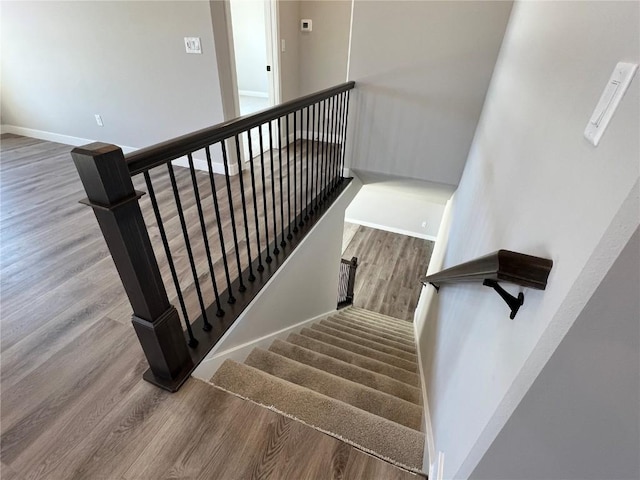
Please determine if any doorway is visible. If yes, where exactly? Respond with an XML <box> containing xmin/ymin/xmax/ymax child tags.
<box><xmin>229</xmin><ymin>0</ymin><xmax>280</xmax><ymax>161</ymax></box>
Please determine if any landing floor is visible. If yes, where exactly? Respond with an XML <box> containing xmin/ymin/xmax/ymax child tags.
<box><xmin>0</xmin><ymin>135</ymin><xmax>416</xmax><ymax>479</ymax></box>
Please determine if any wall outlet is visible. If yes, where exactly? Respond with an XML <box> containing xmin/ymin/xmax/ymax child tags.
<box><xmin>94</xmin><ymin>114</ymin><xmax>103</xmax><ymax>127</ymax></box>
<box><xmin>301</xmin><ymin>19</ymin><xmax>312</xmax><ymax>32</ymax></box>
<box><xmin>184</xmin><ymin>37</ymin><xmax>202</xmax><ymax>54</ymax></box>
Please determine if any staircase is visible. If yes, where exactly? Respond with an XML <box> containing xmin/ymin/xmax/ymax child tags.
<box><xmin>210</xmin><ymin>307</ymin><xmax>426</xmax><ymax>474</ymax></box>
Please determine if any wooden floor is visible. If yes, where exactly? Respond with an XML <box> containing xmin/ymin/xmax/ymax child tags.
<box><xmin>0</xmin><ymin>135</ymin><xmax>418</xmax><ymax>479</ymax></box>
<box><xmin>342</xmin><ymin>225</ymin><xmax>434</xmax><ymax>321</ymax></box>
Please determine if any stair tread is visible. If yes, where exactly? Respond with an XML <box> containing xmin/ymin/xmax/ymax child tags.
<box><xmin>348</xmin><ymin>307</ymin><xmax>414</xmax><ymax>328</ymax></box>
<box><xmin>270</xmin><ymin>339</ymin><xmax>421</xmax><ymax>404</ymax></box>
<box><xmin>337</xmin><ymin>311</ymin><xmax>415</xmax><ymax>335</ymax></box>
<box><xmin>300</xmin><ymin>328</ymin><xmax>417</xmax><ymax>373</ymax></box>
<box><xmin>310</xmin><ymin>324</ymin><xmax>417</xmax><ymax>363</ymax></box>
<box><xmin>342</xmin><ymin>308</ymin><xmax>414</xmax><ymax>332</ymax></box>
<box><xmin>286</xmin><ymin>333</ymin><xmax>420</xmax><ymax>387</ymax></box>
<box><xmin>210</xmin><ymin>360</ymin><xmax>425</xmax><ymax>473</ymax></box>
<box><xmin>328</xmin><ymin>315</ymin><xmax>416</xmax><ymax>343</ymax></box>
<box><xmin>245</xmin><ymin>348</ymin><xmax>422</xmax><ymax>429</ymax></box>
<box><xmin>320</xmin><ymin>319</ymin><xmax>416</xmax><ymax>353</ymax></box>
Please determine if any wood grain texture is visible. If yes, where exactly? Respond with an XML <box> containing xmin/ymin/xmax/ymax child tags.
<box><xmin>342</xmin><ymin>224</ymin><xmax>434</xmax><ymax>321</ymax></box>
<box><xmin>0</xmin><ymin>134</ymin><xmax>418</xmax><ymax>479</ymax></box>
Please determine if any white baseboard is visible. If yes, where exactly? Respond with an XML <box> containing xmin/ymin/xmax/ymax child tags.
<box><xmin>172</xmin><ymin>156</ymin><xmax>239</xmax><ymax>176</ymax></box>
<box><xmin>0</xmin><ymin>124</ymin><xmax>137</xmax><ymax>153</ymax></box>
<box><xmin>298</xmin><ymin>129</ymin><xmax>343</xmax><ymax>145</ymax></box>
<box><xmin>239</xmin><ymin>90</ymin><xmax>269</xmax><ymax>99</ymax></box>
<box><xmin>0</xmin><ymin>124</ymin><xmax>236</xmax><ymax>175</ymax></box>
<box><xmin>192</xmin><ymin>309</ymin><xmax>335</xmax><ymax>381</ymax></box>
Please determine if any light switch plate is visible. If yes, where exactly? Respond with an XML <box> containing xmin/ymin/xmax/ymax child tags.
<box><xmin>184</xmin><ymin>37</ymin><xmax>202</xmax><ymax>54</ymax></box>
<box><xmin>584</xmin><ymin>62</ymin><xmax>637</xmax><ymax>146</ymax></box>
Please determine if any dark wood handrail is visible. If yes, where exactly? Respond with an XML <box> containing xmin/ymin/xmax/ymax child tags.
<box><xmin>421</xmin><ymin>250</ymin><xmax>553</xmax><ymax>319</ymax></box>
<box><xmin>422</xmin><ymin>250</ymin><xmax>552</xmax><ymax>289</ymax></box>
<box><xmin>126</xmin><ymin>81</ymin><xmax>356</xmax><ymax>176</ymax></box>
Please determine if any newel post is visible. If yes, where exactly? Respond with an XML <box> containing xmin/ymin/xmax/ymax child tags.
<box><xmin>346</xmin><ymin>256</ymin><xmax>358</xmax><ymax>303</ymax></box>
<box><xmin>71</xmin><ymin>143</ymin><xmax>192</xmax><ymax>391</ymax></box>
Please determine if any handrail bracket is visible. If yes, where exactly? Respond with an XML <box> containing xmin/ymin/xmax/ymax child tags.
<box><xmin>482</xmin><ymin>279</ymin><xmax>524</xmax><ymax>320</ymax></box>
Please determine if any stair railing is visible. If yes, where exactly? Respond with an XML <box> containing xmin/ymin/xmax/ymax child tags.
<box><xmin>420</xmin><ymin>250</ymin><xmax>553</xmax><ymax>319</ymax></box>
<box><xmin>72</xmin><ymin>82</ymin><xmax>355</xmax><ymax>391</ymax></box>
<box><xmin>337</xmin><ymin>256</ymin><xmax>358</xmax><ymax>308</ymax></box>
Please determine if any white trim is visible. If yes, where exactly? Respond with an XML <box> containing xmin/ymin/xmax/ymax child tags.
<box><xmin>0</xmin><ymin>124</ymin><xmax>137</xmax><ymax>153</ymax></box>
<box><xmin>1</xmin><ymin>124</ymin><xmax>237</xmax><ymax>176</ymax></box>
<box><xmin>299</xmin><ymin>129</ymin><xmax>343</xmax><ymax>145</ymax></box>
<box><xmin>193</xmin><ymin>310</ymin><xmax>334</xmax><ymax>381</ymax></box>
<box><xmin>346</xmin><ymin>0</ymin><xmax>355</xmax><ymax>80</ymax></box>
<box><xmin>238</xmin><ymin>90</ymin><xmax>269</xmax><ymax>99</ymax></box>
<box><xmin>415</xmin><ymin>318</ymin><xmax>435</xmax><ymax>473</ymax></box>
<box><xmin>172</xmin><ymin>156</ymin><xmax>239</xmax><ymax>176</ymax></box>
<box><xmin>343</xmin><ymin>217</ymin><xmax>438</xmax><ymax>242</ymax></box>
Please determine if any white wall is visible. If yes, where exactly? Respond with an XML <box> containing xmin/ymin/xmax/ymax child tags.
<box><xmin>193</xmin><ymin>177</ymin><xmax>362</xmax><ymax>380</ymax></box>
<box><xmin>298</xmin><ymin>0</ymin><xmax>351</xmax><ymax>96</ymax></box>
<box><xmin>416</xmin><ymin>1</ymin><xmax>640</xmax><ymax>478</ymax></box>
<box><xmin>1</xmin><ymin>1</ymin><xmax>225</xmax><ymax>150</ymax></box>
<box><xmin>345</xmin><ymin>171</ymin><xmax>454</xmax><ymax>241</ymax></box>
<box><xmin>346</xmin><ymin>1</ymin><xmax>513</xmax><ymax>186</ymax></box>
<box><xmin>229</xmin><ymin>0</ymin><xmax>269</xmax><ymax>94</ymax></box>
<box><xmin>278</xmin><ymin>0</ymin><xmax>301</xmax><ymax>102</ymax></box>
<box><xmin>471</xmin><ymin>228</ymin><xmax>639</xmax><ymax>480</ymax></box>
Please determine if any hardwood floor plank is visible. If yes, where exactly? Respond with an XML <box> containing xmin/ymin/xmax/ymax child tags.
<box><xmin>0</xmin><ymin>135</ymin><xmax>419</xmax><ymax>479</ymax></box>
<box><xmin>342</xmin><ymin>224</ymin><xmax>434</xmax><ymax>321</ymax></box>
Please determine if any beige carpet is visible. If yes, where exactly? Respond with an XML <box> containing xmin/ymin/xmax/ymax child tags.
<box><xmin>210</xmin><ymin>307</ymin><xmax>426</xmax><ymax>474</ymax></box>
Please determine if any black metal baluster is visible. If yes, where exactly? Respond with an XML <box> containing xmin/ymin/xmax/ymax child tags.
<box><xmin>143</xmin><ymin>171</ymin><xmax>198</xmax><ymax>348</ymax></box>
<box><xmin>221</xmin><ymin>141</ymin><xmax>246</xmax><ymax>292</ymax></box>
<box><xmin>167</xmin><ymin>162</ymin><xmax>210</xmax><ymax>328</ymax></box>
<box><xmin>321</xmin><ymin>98</ymin><xmax>329</xmax><ymax>202</ymax></box>
<box><xmin>234</xmin><ymin>135</ymin><xmax>256</xmax><ymax>282</ymax></box>
<box><xmin>205</xmin><ymin>146</ymin><xmax>235</xmax><ymax>304</ymax></box>
<box><xmin>268</xmin><ymin>121</ymin><xmax>280</xmax><ymax>255</ymax></box>
<box><xmin>310</xmin><ymin>102</ymin><xmax>316</xmax><ymax>215</ymax></box>
<box><xmin>336</xmin><ymin>94</ymin><xmax>344</xmax><ymax>188</ymax></box>
<box><xmin>286</xmin><ymin>114</ymin><xmax>293</xmax><ymax>240</ymax></box>
<box><xmin>305</xmin><ymin>106</ymin><xmax>311</xmax><ymax>221</ymax></box>
<box><xmin>328</xmin><ymin>95</ymin><xmax>335</xmax><ymax>193</ymax></box>
<box><xmin>293</xmin><ymin>110</ymin><xmax>299</xmax><ymax>233</ymax></box>
<box><xmin>247</xmin><ymin>129</ymin><xmax>264</xmax><ymax>272</ymax></box>
<box><xmin>258</xmin><ymin>125</ymin><xmax>273</xmax><ymax>264</ymax></box>
<box><xmin>187</xmin><ymin>154</ymin><xmax>223</xmax><ymax>321</ymax></box>
<box><xmin>314</xmin><ymin>100</ymin><xmax>321</xmax><ymax>212</ymax></box>
<box><xmin>277</xmin><ymin>117</ymin><xmax>286</xmax><ymax>248</ymax></box>
<box><xmin>340</xmin><ymin>91</ymin><xmax>352</xmax><ymax>183</ymax></box>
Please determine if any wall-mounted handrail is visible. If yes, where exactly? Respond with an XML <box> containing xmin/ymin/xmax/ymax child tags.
<box><xmin>420</xmin><ymin>250</ymin><xmax>553</xmax><ymax>319</ymax></box>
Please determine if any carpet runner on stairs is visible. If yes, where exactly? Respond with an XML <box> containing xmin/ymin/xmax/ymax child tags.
<box><xmin>210</xmin><ymin>307</ymin><xmax>425</xmax><ymax>474</ymax></box>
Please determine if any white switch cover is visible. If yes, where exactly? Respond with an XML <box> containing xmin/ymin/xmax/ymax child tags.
<box><xmin>184</xmin><ymin>37</ymin><xmax>202</xmax><ymax>54</ymax></box>
<box><xmin>584</xmin><ymin>62</ymin><xmax>637</xmax><ymax>146</ymax></box>
<box><xmin>94</xmin><ymin>114</ymin><xmax>103</xmax><ymax>127</ymax></box>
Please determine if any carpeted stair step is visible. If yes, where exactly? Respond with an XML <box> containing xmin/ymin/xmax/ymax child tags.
<box><xmin>244</xmin><ymin>348</ymin><xmax>422</xmax><ymax>430</ymax></box>
<box><xmin>319</xmin><ymin>319</ymin><xmax>416</xmax><ymax>354</ymax></box>
<box><xmin>269</xmin><ymin>339</ymin><xmax>421</xmax><ymax>404</ymax></box>
<box><xmin>300</xmin><ymin>328</ymin><xmax>417</xmax><ymax>373</ymax></box>
<box><xmin>340</xmin><ymin>309</ymin><xmax>414</xmax><ymax>333</ymax></box>
<box><xmin>334</xmin><ymin>311</ymin><xmax>415</xmax><ymax>337</ymax></box>
<box><xmin>343</xmin><ymin>308</ymin><xmax>414</xmax><ymax>331</ymax></box>
<box><xmin>310</xmin><ymin>324</ymin><xmax>418</xmax><ymax>363</ymax></box>
<box><xmin>349</xmin><ymin>307</ymin><xmax>415</xmax><ymax>329</ymax></box>
<box><xmin>210</xmin><ymin>360</ymin><xmax>425</xmax><ymax>473</ymax></box>
<box><xmin>286</xmin><ymin>333</ymin><xmax>420</xmax><ymax>387</ymax></box>
<box><xmin>328</xmin><ymin>315</ymin><xmax>416</xmax><ymax>345</ymax></box>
